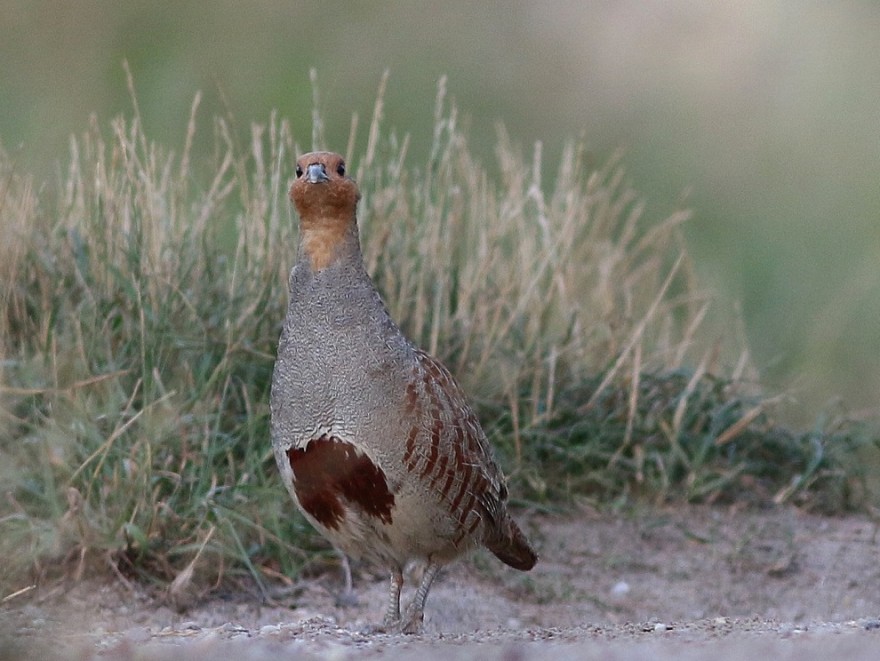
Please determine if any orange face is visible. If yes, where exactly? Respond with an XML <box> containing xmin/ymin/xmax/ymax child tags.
<box><xmin>290</xmin><ymin>151</ymin><xmax>362</xmax><ymax>271</ymax></box>
<box><xmin>289</xmin><ymin>151</ymin><xmax>360</xmax><ymax>222</ymax></box>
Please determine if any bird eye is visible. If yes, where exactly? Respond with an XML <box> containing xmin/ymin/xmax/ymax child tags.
<box><xmin>336</xmin><ymin>162</ymin><xmax>345</xmax><ymax>176</ymax></box>
<box><xmin>295</xmin><ymin>165</ymin><xmax>303</xmax><ymax>178</ymax></box>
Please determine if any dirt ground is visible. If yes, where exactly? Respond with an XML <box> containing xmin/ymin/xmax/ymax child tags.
<box><xmin>5</xmin><ymin>504</ymin><xmax>880</xmax><ymax>660</ymax></box>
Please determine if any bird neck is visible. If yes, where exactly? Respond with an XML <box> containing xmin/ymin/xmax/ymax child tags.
<box><xmin>298</xmin><ymin>214</ymin><xmax>361</xmax><ymax>272</ymax></box>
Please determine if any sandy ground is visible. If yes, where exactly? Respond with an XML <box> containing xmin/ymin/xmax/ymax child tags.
<box><xmin>5</xmin><ymin>505</ymin><xmax>880</xmax><ymax>659</ymax></box>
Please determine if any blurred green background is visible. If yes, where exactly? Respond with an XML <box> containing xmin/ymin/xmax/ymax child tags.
<box><xmin>1</xmin><ymin>1</ymin><xmax>877</xmax><ymax>425</ymax></box>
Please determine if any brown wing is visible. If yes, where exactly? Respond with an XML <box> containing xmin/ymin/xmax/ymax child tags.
<box><xmin>401</xmin><ymin>349</ymin><xmax>508</xmax><ymax>544</ymax></box>
<box><xmin>401</xmin><ymin>349</ymin><xmax>537</xmax><ymax>570</ymax></box>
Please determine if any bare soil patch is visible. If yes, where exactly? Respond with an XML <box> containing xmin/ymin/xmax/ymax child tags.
<box><xmin>6</xmin><ymin>505</ymin><xmax>880</xmax><ymax>659</ymax></box>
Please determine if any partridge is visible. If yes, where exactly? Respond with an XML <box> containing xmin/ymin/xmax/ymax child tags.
<box><xmin>270</xmin><ymin>151</ymin><xmax>537</xmax><ymax>634</ymax></box>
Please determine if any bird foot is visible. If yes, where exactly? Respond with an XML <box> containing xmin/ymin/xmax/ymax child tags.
<box><xmin>399</xmin><ymin>605</ymin><xmax>425</xmax><ymax>635</ymax></box>
<box><xmin>363</xmin><ymin>610</ymin><xmax>422</xmax><ymax>635</ymax></box>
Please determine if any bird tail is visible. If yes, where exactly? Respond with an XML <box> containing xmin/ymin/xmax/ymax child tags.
<box><xmin>485</xmin><ymin>515</ymin><xmax>537</xmax><ymax>571</ymax></box>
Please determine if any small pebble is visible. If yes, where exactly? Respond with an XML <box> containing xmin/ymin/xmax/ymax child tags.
<box><xmin>611</xmin><ymin>581</ymin><xmax>630</xmax><ymax>597</ymax></box>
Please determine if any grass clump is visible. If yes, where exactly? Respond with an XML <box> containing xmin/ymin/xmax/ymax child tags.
<box><xmin>0</xmin><ymin>75</ymin><xmax>876</xmax><ymax>599</ymax></box>
<box><xmin>0</xmin><ymin>94</ymin><xmax>310</xmax><ymax>598</ymax></box>
<box><xmin>505</xmin><ymin>371</ymin><xmax>869</xmax><ymax>511</ymax></box>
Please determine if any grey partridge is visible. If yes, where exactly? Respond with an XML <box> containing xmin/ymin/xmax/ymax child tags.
<box><xmin>270</xmin><ymin>151</ymin><xmax>537</xmax><ymax>634</ymax></box>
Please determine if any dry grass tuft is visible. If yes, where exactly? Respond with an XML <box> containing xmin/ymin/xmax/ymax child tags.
<box><xmin>0</xmin><ymin>77</ymin><xmax>875</xmax><ymax>599</ymax></box>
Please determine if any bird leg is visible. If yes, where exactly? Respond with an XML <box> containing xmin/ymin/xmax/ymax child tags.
<box><xmin>334</xmin><ymin>551</ymin><xmax>358</xmax><ymax>607</ymax></box>
<box><xmin>401</xmin><ymin>562</ymin><xmax>441</xmax><ymax>634</ymax></box>
<box><xmin>382</xmin><ymin>568</ymin><xmax>404</xmax><ymax>628</ymax></box>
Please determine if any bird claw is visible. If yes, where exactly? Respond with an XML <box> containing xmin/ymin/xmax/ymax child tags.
<box><xmin>363</xmin><ymin>610</ymin><xmax>422</xmax><ymax>635</ymax></box>
<box><xmin>399</xmin><ymin>605</ymin><xmax>425</xmax><ymax>634</ymax></box>
<box><xmin>400</xmin><ymin>616</ymin><xmax>424</xmax><ymax>635</ymax></box>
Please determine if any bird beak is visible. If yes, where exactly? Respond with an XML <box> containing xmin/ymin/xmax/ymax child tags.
<box><xmin>305</xmin><ymin>163</ymin><xmax>330</xmax><ymax>184</ymax></box>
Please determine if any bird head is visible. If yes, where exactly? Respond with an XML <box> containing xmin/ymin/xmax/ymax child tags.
<box><xmin>290</xmin><ymin>151</ymin><xmax>362</xmax><ymax>271</ymax></box>
<box><xmin>289</xmin><ymin>151</ymin><xmax>360</xmax><ymax>221</ymax></box>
